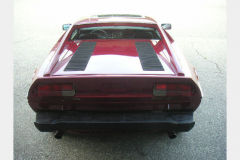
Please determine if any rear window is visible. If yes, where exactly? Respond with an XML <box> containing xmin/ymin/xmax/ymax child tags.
<box><xmin>70</xmin><ymin>26</ymin><xmax>161</xmax><ymax>40</ymax></box>
<box><xmin>97</xmin><ymin>14</ymin><xmax>142</xmax><ymax>18</ymax></box>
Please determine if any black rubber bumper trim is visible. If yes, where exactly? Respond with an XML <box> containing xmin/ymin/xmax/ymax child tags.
<box><xmin>34</xmin><ymin>112</ymin><xmax>195</xmax><ymax>132</ymax></box>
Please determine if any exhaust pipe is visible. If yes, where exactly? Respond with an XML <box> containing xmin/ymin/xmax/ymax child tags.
<box><xmin>55</xmin><ymin>130</ymin><xmax>64</xmax><ymax>139</ymax></box>
<box><xmin>167</xmin><ymin>130</ymin><xmax>177</xmax><ymax>139</ymax></box>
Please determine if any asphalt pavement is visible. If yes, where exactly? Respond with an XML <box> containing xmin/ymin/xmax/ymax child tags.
<box><xmin>14</xmin><ymin>0</ymin><xmax>226</xmax><ymax>159</ymax></box>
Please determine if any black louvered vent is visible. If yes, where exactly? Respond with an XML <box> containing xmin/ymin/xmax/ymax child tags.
<box><xmin>135</xmin><ymin>42</ymin><xmax>164</xmax><ymax>71</ymax></box>
<box><xmin>64</xmin><ymin>42</ymin><xmax>97</xmax><ymax>71</ymax></box>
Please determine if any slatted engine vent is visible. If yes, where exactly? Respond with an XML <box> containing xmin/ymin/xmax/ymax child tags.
<box><xmin>135</xmin><ymin>42</ymin><xmax>164</xmax><ymax>71</ymax></box>
<box><xmin>64</xmin><ymin>42</ymin><xmax>97</xmax><ymax>71</ymax></box>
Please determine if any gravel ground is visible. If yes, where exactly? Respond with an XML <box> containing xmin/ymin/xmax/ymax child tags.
<box><xmin>13</xmin><ymin>0</ymin><xmax>226</xmax><ymax>159</ymax></box>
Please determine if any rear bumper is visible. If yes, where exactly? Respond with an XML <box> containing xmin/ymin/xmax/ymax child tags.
<box><xmin>34</xmin><ymin>111</ymin><xmax>195</xmax><ymax>132</ymax></box>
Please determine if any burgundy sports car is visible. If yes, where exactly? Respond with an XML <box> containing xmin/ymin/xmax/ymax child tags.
<box><xmin>27</xmin><ymin>14</ymin><xmax>203</xmax><ymax>139</ymax></box>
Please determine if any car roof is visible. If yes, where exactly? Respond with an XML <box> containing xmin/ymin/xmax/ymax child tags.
<box><xmin>74</xmin><ymin>14</ymin><xmax>157</xmax><ymax>25</ymax></box>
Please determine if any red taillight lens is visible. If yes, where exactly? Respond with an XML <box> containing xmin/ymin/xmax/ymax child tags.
<box><xmin>155</xmin><ymin>84</ymin><xmax>167</xmax><ymax>90</ymax></box>
<box><xmin>38</xmin><ymin>84</ymin><xmax>74</xmax><ymax>96</ymax></box>
<box><xmin>61</xmin><ymin>84</ymin><xmax>73</xmax><ymax>91</ymax></box>
<box><xmin>154</xmin><ymin>84</ymin><xmax>191</xmax><ymax>96</ymax></box>
<box><xmin>167</xmin><ymin>84</ymin><xmax>191</xmax><ymax>91</ymax></box>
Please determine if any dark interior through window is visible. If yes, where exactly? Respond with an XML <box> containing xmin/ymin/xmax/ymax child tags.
<box><xmin>70</xmin><ymin>26</ymin><xmax>161</xmax><ymax>40</ymax></box>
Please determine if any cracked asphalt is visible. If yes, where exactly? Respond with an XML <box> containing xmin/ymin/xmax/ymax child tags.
<box><xmin>14</xmin><ymin>0</ymin><xmax>226</xmax><ymax>159</ymax></box>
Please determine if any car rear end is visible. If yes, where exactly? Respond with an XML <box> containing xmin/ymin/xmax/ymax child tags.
<box><xmin>27</xmin><ymin>18</ymin><xmax>202</xmax><ymax>138</ymax></box>
<box><xmin>28</xmin><ymin>69</ymin><xmax>202</xmax><ymax>136</ymax></box>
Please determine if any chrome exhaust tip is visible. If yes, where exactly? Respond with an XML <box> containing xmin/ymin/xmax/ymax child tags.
<box><xmin>167</xmin><ymin>130</ymin><xmax>177</xmax><ymax>139</ymax></box>
<box><xmin>54</xmin><ymin>130</ymin><xmax>64</xmax><ymax>139</ymax></box>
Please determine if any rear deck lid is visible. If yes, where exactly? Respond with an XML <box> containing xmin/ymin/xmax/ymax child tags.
<box><xmin>52</xmin><ymin>40</ymin><xmax>175</xmax><ymax>75</ymax></box>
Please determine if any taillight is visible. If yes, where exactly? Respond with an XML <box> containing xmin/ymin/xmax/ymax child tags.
<box><xmin>153</xmin><ymin>84</ymin><xmax>191</xmax><ymax>97</ymax></box>
<box><xmin>38</xmin><ymin>84</ymin><xmax>75</xmax><ymax>96</ymax></box>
